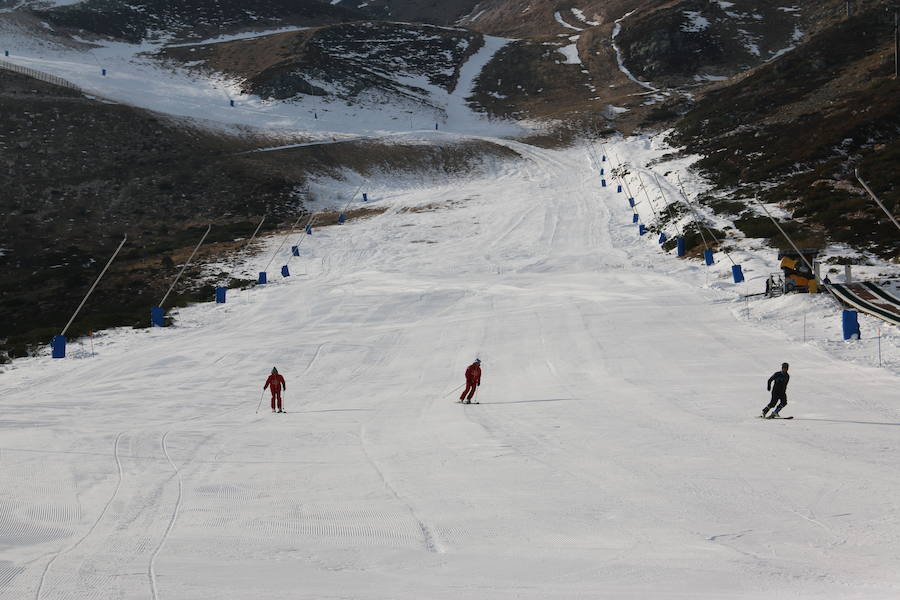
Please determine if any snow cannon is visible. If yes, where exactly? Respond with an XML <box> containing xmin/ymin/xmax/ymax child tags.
<box><xmin>778</xmin><ymin>249</ymin><xmax>821</xmax><ymax>293</ymax></box>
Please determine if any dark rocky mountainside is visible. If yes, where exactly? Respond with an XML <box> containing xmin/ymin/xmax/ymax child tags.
<box><xmin>31</xmin><ymin>0</ymin><xmax>363</xmax><ymax>43</ymax></box>
<box><xmin>667</xmin><ymin>1</ymin><xmax>899</xmax><ymax>258</ymax></box>
<box><xmin>159</xmin><ymin>22</ymin><xmax>483</xmax><ymax>106</ymax></box>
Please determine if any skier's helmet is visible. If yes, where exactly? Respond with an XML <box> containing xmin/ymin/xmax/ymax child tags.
<box><xmin>474</xmin><ymin>358</ymin><xmax>481</xmax><ymax>364</ymax></box>
<box><xmin>272</xmin><ymin>367</ymin><xmax>278</xmax><ymax>374</ymax></box>
<box><xmin>781</xmin><ymin>362</ymin><xmax>789</xmax><ymax>369</ymax></box>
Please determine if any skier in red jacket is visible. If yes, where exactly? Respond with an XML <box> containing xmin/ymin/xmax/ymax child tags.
<box><xmin>264</xmin><ymin>367</ymin><xmax>287</xmax><ymax>413</ymax></box>
<box><xmin>460</xmin><ymin>359</ymin><xmax>481</xmax><ymax>404</ymax></box>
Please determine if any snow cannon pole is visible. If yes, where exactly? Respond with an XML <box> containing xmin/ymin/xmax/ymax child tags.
<box><xmin>751</xmin><ymin>195</ymin><xmax>817</xmax><ymax>277</ymax></box>
<box><xmin>338</xmin><ymin>184</ymin><xmax>365</xmax><ymax>222</ymax></box>
<box><xmin>227</xmin><ymin>215</ymin><xmax>266</xmax><ymax>279</ymax></box>
<box><xmin>54</xmin><ymin>235</ymin><xmax>128</xmax><ymax>357</ymax></box>
<box><xmin>287</xmin><ymin>212</ymin><xmax>319</xmax><ymax>258</ymax></box>
<box><xmin>652</xmin><ymin>171</ymin><xmax>682</xmax><ymax>236</ymax></box>
<box><xmin>636</xmin><ymin>171</ymin><xmax>661</xmax><ymax>223</ymax></box>
<box><xmin>612</xmin><ymin>151</ymin><xmax>637</xmax><ymax>199</ymax></box>
<box><xmin>262</xmin><ymin>214</ymin><xmax>305</xmax><ymax>275</ymax></box>
<box><xmin>676</xmin><ymin>173</ymin><xmax>736</xmax><ymax>265</ymax></box>
<box><xmin>856</xmin><ymin>169</ymin><xmax>900</xmax><ymax>235</ymax></box>
<box><xmin>218</xmin><ymin>215</ymin><xmax>267</xmax><ymax>300</ymax></box>
<box><xmin>158</xmin><ymin>224</ymin><xmax>211</xmax><ymax>310</ymax></box>
<box><xmin>675</xmin><ymin>173</ymin><xmax>709</xmax><ymax>250</ymax></box>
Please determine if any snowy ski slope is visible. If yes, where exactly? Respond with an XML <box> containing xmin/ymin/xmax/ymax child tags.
<box><xmin>2</xmin><ymin>139</ymin><xmax>899</xmax><ymax>599</ymax></box>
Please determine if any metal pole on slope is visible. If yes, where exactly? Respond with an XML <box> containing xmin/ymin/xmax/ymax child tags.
<box><xmin>223</xmin><ymin>214</ymin><xmax>266</xmax><ymax>283</ymax></box>
<box><xmin>856</xmin><ymin>168</ymin><xmax>900</xmax><ymax>234</ymax></box>
<box><xmin>60</xmin><ymin>235</ymin><xmax>128</xmax><ymax>338</ymax></box>
<box><xmin>159</xmin><ymin>224</ymin><xmax>212</xmax><ymax>309</ymax></box>
<box><xmin>287</xmin><ymin>212</ymin><xmax>319</xmax><ymax>260</ymax></box>
<box><xmin>255</xmin><ymin>388</ymin><xmax>266</xmax><ymax>414</ymax></box>
<box><xmin>673</xmin><ymin>174</ymin><xmax>711</xmax><ymax>252</ymax></box>
<box><xmin>751</xmin><ymin>196</ymin><xmax>817</xmax><ymax>276</ymax></box>
<box><xmin>652</xmin><ymin>171</ymin><xmax>683</xmax><ymax>236</ymax></box>
<box><xmin>612</xmin><ymin>151</ymin><xmax>640</xmax><ymax>217</ymax></box>
<box><xmin>262</xmin><ymin>214</ymin><xmax>305</xmax><ymax>274</ymax></box>
<box><xmin>635</xmin><ymin>171</ymin><xmax>662</xmax><ymax>223</ymax></box>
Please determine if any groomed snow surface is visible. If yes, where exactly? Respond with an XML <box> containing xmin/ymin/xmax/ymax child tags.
<box><xmin>2</xmin><ymin>138</ymin><xmax>899</xmax><ymax>599</ymax></box>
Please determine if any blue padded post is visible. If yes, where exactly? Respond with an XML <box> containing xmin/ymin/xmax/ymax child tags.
<box><xmin>51</xmin><ymin>335</ymin><xmax>66</xmax><ymax>358</ymax></box>
<box><xmin>842</xmin><ymin>310</ymin><xmax>860</xmax><ymax>340</ymax></box>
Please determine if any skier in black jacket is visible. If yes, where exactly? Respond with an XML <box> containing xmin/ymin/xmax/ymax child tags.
<box><xmin>762</xmin><ymin>362</ymin><xmax>790</xmax><ymax>418</ymax></box>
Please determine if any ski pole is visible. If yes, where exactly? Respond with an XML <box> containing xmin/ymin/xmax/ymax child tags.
<box><xmin>255</xmin><ymin>389</ymin><xmax>266</xmax><ymax>414</ymax></box>
<box><xmin>445</xmin><ymin>384</ymin><xmax>464</xmax><ymax>397</ymax></box>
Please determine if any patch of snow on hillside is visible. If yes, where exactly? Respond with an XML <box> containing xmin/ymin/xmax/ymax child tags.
<box><xmin>768</xmin><ymin>25</ymin><xmax>803</xmax><ymax>61</ymax></box>
<box><xmin>681</xmin><ymin>11</ymin><xmax>710</xmax><ymax>33</ymax></box>
<box><xmin>554</xmin><ymin>11</ymin><xmax>583</xmax><ymax>31</ymax></box>
<box><xmin>165</xmin><ymin>26</ymin><xmax>312</xmax><ymax>48</ymax></box>
<box><xmin>571</xmin><ymin>8</ymin><xmax>600</xmax><ymax>26</ymax></box>
<box><xmin>611</xmin><ymin>10</ymin><xmax>658</xmax><ymax>92</ymax></box>
<box><xmin>558</xmin><ymin>41</ymin><xmax>581</xmax><ymax>65</ymax></box>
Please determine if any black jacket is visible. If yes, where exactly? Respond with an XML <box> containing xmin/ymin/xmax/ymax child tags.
<box><xmin>767</xmin><ymin>371</ymin><xmax>790</xmax><ymax>394</ymax></box>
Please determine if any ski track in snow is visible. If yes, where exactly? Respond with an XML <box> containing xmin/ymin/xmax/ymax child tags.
<box><xmin>0</xmin><ymin>99</ymin><xmax>898</xmax><ymax>599</ymax></box>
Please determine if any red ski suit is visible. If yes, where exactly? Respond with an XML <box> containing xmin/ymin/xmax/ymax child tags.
<box><xmin>264</xmin><ymin>373</ymin><xmax>286</xmax><ymax>411</ymax></box>
<box><xmin>460</xmin><ymin>363</ymin><xmax>481</xmax><ymax>401</ymax></box>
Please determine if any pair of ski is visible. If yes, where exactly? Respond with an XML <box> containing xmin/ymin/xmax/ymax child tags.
<box><xmin>758</xmin><ymin>415</ymin><xmax>793</xmax><ymax>420</ymax></box>
<box><xmin>458</xmin><ymin>399</ymin><xmax>479</xmax><ymax>404</ymax></box>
